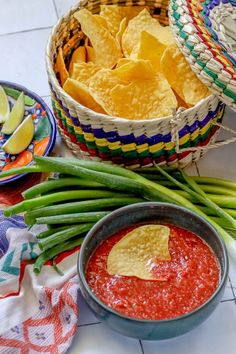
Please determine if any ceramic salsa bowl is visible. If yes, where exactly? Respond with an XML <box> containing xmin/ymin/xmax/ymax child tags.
<box><xmin>78</xmin><ymin>202</ymin><xmax>229</xmax><ymax>340</ymax></box>
<box><xmin>0</xmin><ymin>81</ymin><xmax>56</xmax><ymax>185</ymax></box>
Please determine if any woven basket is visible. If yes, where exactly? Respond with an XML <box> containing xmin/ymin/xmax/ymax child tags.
<box><xmin>46</xmin><ymin>0</ymin><xmax>226</xmax><ymax>168</ymax></box>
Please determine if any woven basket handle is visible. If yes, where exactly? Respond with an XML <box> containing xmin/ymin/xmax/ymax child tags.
<box><xmin>172</xmin><ymin>121</ymin><xmax>236</xmax><ymax>153</ymax></box>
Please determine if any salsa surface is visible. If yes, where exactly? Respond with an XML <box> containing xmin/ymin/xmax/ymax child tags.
<box><xmin>86</xmin><ymin>224</ymin><xmax>220</xmax><ymax>320</ymax></box>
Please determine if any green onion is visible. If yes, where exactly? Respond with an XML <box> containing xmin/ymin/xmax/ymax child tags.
<box><xmin>155</xmin><ymin>165</ymin><xmax>236</xmax><ymax>259</ymax></box>
<box><xmin>36</xmin><ymin>225</ymin><xmax>71</xmax><ymax>239</ymax></box>
<box><xmin>23</xmin><ymin>178</ymin><xmax>104</xmax><ymax>199</ymax></box>
<box><xmin>156</xmin><ymin>165</ymin><xmax>236</xmax><ymax>229</ymax></box>
<box><xmin>25</xmin><ymin>197</ymin><xmax>144</xmax><ymax>225</ymax></box>
<box><xmin>52</xmin><ymin>257</ymin><xmax>64</xmax><ymax>276</ymax></box>
<box><xmin>210</xmin><ymin>217</ymin><xmax>236</xmax><ymax>236</ymax></box>
<box><xmin>0</xmin><ymin>165</ymin><xmax>47</xmax><ymax>178</ymax></box>
<box><xmin>2</xmin><ymin>156</ymin><xmax>236</xmax><ymax>263</ymax></box>
<box><xmin>199</xmin><ymin>206</ymin><xmax>236</xmax><ymax>218</ymax></box>
<box><xmin>156</xmin><ymin>167</ymin><xmax>228</xmax><ymax>222</ymax></box>
<box><xmin>38</xmin><ymin>223</ymin><xmax>93</xmax><ymax>251</ymax></box>
<box><xmin>137</xmin><ymin>168</ymin><xmax>236</xmax><ymax>190</ymax></box>
<box><xmin>36</xmin><ymin>211</ymin><xmax>109</xmax><ymax>225</ymax></box>
<box><xmin>149</xmin><ymin>180</ymin><xmax>236</xmax><ymax>196</ymax></box>
<box><xmin>34</xmin><ymin>155</ymin><xmax>151</xmax><ymax>197</ymax></box>
<box><xmin>34</xmin><ymin>236</ymin><xmax>84</xmax><ymax>274</ymax></box>
<box><xmin>4</xmin><ymin>190</ymin><xmax>125</xmax><ymax>217</ymax></box>
<box><xmin>175</xmin><ymin>190</ymin><xmax>236</xmax><ymax>209</ymax></box>
<box><xmin>34</xmin><ymin>156</ymin><xmax>202</xmax><ymax>209</ymax></box>
<box><xmin>191</xmin><ymin>176</ymin><xmax>236</xmax><ymax>189</ymax></box>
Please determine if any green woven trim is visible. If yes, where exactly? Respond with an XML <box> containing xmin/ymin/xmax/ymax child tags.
<box><xmin>165</xmin><ymin>147</ymin><xmax>176</xmax><ymax>156</ymax></box>
<box><xmin>186</xmin><ymin>42</ymin><xmax>194</xmax><ymax>52</ymax></box>
<box><xmin>191</xmin><ymin>135</ymin><xmax>201</xmax><ymax>145</ymax></box>
<box><xmin>139</xmin><ymin>150</ymin><xmax>151</xmax><ymax>158</ymax></box>
<box><xmin>196</xmin><ymin>60</ymin><xmax>206</xmax><ymax>69</ymax></box>
<box><xmin>122</xmin><ymin>150</ymin><xmax>138</xmax><ymax>159</ymax></box>
<box><xmin>52</xmin><ymin>100</ymin><xmax>56</xmax><ymax>110</ymax></box>
<box><xmin>87</xmin><ymin>141</ymin><xmax>97</xmax><ymax>150</ymax></box>
<box><xmin>179</xmin><ymin>140</ymin><xmax>191</xmax><ymax>149</ymax></box>
<box><xmin>224</xmin><ymin>88</ymin><xmax>236</xmax><ymax>101</ymax></box>
<box><xmin>76</xmin><ymin>134</ymin><xmax>86</xmax><ymax>144</ymax></box>
<box><xmin>152</xmin><ymin>150</ymin><xmax>164</xmax><ymax>158</ymax></box>
<box><xmin>204</xmin><ymin>67</ymin><xmax>218</xmax><ymax>80</ymax></box>
<box><xmin>111</xmin><ymin>148</ymin><xmax>122</xmax><ymax>157</ymax></box>
<box><xmin>201</xmin><ymin>127</ymin><xmax>212</xmax><ymax>140</ymax></box>
<box><xmin>67</xmin><ymin>125</ymin><xmax>74</xmax><ymax>135</ymax></box>
<box><xmin>97</xmin><ymin>145</ymin><xmax>110</xmax><ymax>154</ymax></box>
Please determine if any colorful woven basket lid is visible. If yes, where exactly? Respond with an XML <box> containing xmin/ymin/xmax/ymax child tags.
<box><xmin>169</xmin><ymin>0</ymin><xmax>236</xmax><ymax>110</ymax></box>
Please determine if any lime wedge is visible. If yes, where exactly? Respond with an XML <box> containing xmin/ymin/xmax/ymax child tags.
<box><xmin>2</xmin><ymin>115</ymin><xmax>34</xmax><ymax>155</ymax></box>
<box><xmin>0</xmin><ymin>86</ymin><xmax>10</xmax><ymax>124</ymax></box>
<box><xmin>1</xmin><ymin>92</ymin><xmax>25</xmax><ymax>134</ymax></box>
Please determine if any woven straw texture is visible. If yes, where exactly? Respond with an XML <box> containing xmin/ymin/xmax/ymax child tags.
<box><xmin>170</xmin><ymin>0</ymin><xmax>236</xmax><ymax>110</ymax></box>
<box><xmin>46</xmin><ymin>0</ymin><xmax>225</xmax><ymax>168</ymax></box>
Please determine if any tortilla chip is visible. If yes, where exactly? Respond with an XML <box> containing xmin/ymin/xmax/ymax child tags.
<box><xmin>100</xmin><ymin>5</ymin><xmax>145</xmax><ymax>37</ymax></box>
<box><xmin>119</xmin><ymin>6</ymin><xmax>146</xmax><ymax>21</ymax></box>
<box><xmin>116</xmin><ymin>17</ymin><xmax>127</xmax><ymax>50</ymax></box>
<box><xmin>89</xmin><ymin>62</ymin><xmax>177</xmax><ymax>119</ymax></box>
<box><xmin>100</xmin><ymin>4</ymin><xmax>123</xmax><ymax>37</ymax></box>
<box><xmin>69</xmin><ymin>46</ymin><xmax>86</xmax><ymax>76</ymax></box>
<box><xmin>116</xmin><ymin>58</ymin><xmax>133</xmax><ymax>68</ymax></box>
<box><xmin>55</xmin><ymin>47</ymin><xmax>69</xmax><ymax>86</ymax></box>
<box><xmin>74</xmin><ymin>9</ymin><xmax>122</xmax><ymax>68</ymax></box>
<box><xmin>71</xmin><ymin>62</ymin><xmax>101</xmax><ymax>84</ymax></box>
<box><xmin>114</xmin><ymin>59</ymin><xmax>154</xmax><ymax>80</ymax></box>
<box><xmin>122</xmin><ymin>9</ymin><xmax>175</xmax><ymax>56</ymax></box>
<box><xmin>63</xmin><ymin>78</ymin><xmax>106</xmax><ymax>114</ymax></box>
<box><xmin>93</xmin><ymin>14</ymin><xmax>108</xmax><ymax>29</ymax></box>
<box><xmin>161</xmin><ymin>44</ymin><xmax>210</xmax><ymax>106</ymax></box>
<box><xmin>85</xmin><ymin>45</ymin><xmax>96</xmax><ymax>63</ymax></box>
<box><xmin>107</xmin><ymin>225</ymin><xmax>171</xmax><ymax>280</ymax></box>
<box><xmin>131</xmin><ymin>31</ymin><xmax>167</xmax><ymax>71</ymax></box>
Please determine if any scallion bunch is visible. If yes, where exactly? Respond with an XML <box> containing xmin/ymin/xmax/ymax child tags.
<box><xmin>1</xmin><ymin>155</ymin><xmax>236</xmax><ymax>273</ymax></box>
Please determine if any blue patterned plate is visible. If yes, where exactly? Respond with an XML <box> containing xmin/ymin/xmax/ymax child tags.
<box><xmin>0</xmin><ymin>81</ymin><xmax>56</xmax><ymax>185</ymax></box>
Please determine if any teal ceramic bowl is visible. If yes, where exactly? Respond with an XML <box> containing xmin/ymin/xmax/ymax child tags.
<box><xmin>78</xmin><ymin>202</ymin><xmax>229</xmax><ymax>340</ymax></box>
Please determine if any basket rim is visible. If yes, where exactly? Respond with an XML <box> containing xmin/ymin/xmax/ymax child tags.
<box><xmin>45</xmin><ymin>0</ymin><xmax>218</xmax><ymax>126</ymax></box>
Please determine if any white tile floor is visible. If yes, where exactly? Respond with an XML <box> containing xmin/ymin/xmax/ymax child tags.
<box><xmin>0</xmin><ymin>0</ymin><xmax>236</xmax><ymax>353</ymax></box>
<box><xmin>0</xmin><ymin>0</ymin><xmax>57</xmax><ymax>35</ymax></box>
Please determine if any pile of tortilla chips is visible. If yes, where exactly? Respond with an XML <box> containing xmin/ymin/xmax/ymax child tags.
<box><xmin>55</xmin><ymin>5</ymin><xmax>210</xmax><ymax>120</ymax></box>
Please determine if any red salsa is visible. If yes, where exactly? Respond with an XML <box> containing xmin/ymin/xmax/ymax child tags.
<box><xmin>86</xmin><ymin>224</ymin><xmax>220</xmax><ymax>320</ymax></box>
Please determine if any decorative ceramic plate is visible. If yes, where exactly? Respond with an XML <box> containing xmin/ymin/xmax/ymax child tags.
<box><xmin>0</xmin><ymin>81</ymin><xmax>56</xmax><ymax>185</ymax></box>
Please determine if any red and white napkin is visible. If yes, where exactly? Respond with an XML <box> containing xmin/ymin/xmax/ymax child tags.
<box><xmin>0</xmin><ymin>212</ymin><xmax>80</xmax><ymax>353</ymax></box>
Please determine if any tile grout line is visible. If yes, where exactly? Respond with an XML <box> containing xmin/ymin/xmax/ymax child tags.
<box><xmin>229</xmin><ymin>277</ymin><xmax>236</xmax><ymax>304</ymax></box>
<box><xmin>0</xmin><ymin>26</ymin><xmax>53</xmax><ymax>37</ymax></box>
<box><xmin>41</xmin><ymin>94</ymin><xmax>52</xmax><ymax>99</ymax></box>
<box><xmin>52</xmin><ymin>0</ymin><xmax>59</xmax><ymax>19</ymax></box>
<box><xmin>220</xmin><ymin>298</ymin><xmax>236</xmax><ymax>303</ymax></box>
<box><xmin>78</xmin><ymin>321</ymin><xmax>101</xmax><ymax>328</ymax></box>
<box><xmin>228</xmin><ymin>276</ymin><xmax>236</xmax><ymax>304</ymax></box>
<box><xmin>139</xmin><ymin>340</ymin><xmax>145</xmax><ymax>354</ymax></box>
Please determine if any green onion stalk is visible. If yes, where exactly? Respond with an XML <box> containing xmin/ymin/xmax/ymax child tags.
<box><xmin>1</xmin><ymin>155</ymin><xmax>236</xmax><ymax>260</ymax></box>
<box><xmin>154</xmin><ymin>165</ymin><xmax>236</xmax><ymax>260</ymax></box>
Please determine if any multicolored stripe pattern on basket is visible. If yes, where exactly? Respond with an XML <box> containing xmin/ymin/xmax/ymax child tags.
<box><xmin>51</xmin><ymin>86</ymin><xmax>225</xmax><ymax>168</ymax></box>
<box><xmin>170</xmin><ymin>0</ymin><xmax>236</xmax><ymax>109</ymax></box>
<box><xmin>46</xmin><ymin>0</ymin><xmax>226</xmax><ymax>168</ymax></box>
